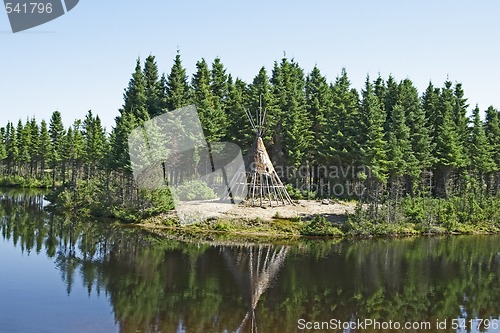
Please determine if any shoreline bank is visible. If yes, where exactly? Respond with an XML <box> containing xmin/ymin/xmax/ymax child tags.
<box><xmin>135</xmin><ymin>199</ymin><xmax>500</xmax><ymax>241</ymax></box>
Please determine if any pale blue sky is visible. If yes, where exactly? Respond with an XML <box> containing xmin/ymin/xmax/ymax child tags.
<box><xmin>1</xmin><ymin>1</ymin><xmax>500</xmax><ymax>129</ymax></box>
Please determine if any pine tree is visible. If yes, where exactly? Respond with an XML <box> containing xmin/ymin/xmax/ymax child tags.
<box><xmin>165</xmin><ymin>52</ymin><xmax>191</xmax><ymax>111</ymax></box>
<box><xmin>143</xmin><ymin>55</ymin><xmax>163</xmax><ymax>118</ymax></box>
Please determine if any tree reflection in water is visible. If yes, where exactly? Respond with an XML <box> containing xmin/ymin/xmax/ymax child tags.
<box><xmin>2</xmin><ymin>189</ymin><xmax>500</xmax><ymax>333</ymax></box>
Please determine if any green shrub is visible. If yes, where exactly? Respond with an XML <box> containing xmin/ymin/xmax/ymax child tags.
<box><xmin>0</xmin><ymin>175</ymin><xmax>51</xmax><ymax>188</ymax></box>
<box><xmin>301</xmin><ymin>215</ymin><xmax>343</xmax><ymax>237</ymax></box>
<box><xmin>173</xmin><ymin>180</ymin><xmax>217</xmax><ymax>201</ymax></box>
<box><xmin>214</xmin><ymin>221</ymin><xmax>232</xmax><ymax>232</ymax></box>
<box><xmin>140</xmin><ymin>187</ymin><xmax>175</xmax><ymax>215</ymax></box>
<box><xmin>285</xmin><ymin>184</ymin><xmax>316</xmax><ymax>200</ymax></box>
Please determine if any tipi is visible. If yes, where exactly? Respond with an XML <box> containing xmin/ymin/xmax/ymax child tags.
<box><xmin>227</xmin><ymin>101</ymin><xmax>294</xmax><ymax>207</ymax></box>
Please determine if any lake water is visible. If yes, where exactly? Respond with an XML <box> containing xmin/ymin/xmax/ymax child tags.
<box><xmin>1</xmin><ymin>189</ymin><xmax>500</xmax><ymax>333</ymax></box>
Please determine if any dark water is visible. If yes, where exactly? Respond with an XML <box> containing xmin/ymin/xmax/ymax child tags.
<box><xmin>1</xmin><ymin>189</ymin><xmax>500</xmax><ymax>333</ymax></box>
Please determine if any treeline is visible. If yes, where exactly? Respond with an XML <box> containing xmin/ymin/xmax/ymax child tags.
<box><xmin>1</xmin><ymin>53</ymin><xmax>500</xmax><ymax>221</ymax></box>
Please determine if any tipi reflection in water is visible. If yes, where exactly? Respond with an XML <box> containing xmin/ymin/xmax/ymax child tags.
<box><xmin>221</xmin><ymin>245</ymin><xmax>289</xmax><ymax>333</ymax></box>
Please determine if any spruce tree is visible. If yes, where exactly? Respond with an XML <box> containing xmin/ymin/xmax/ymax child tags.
<box><xmin>453</xmin><ymin>83</ymin><xmax>470</xmax><ymax>157</ymax></box>
<box><xmin>359</xmin><ymin>76</ymin><xmax>387</xmax><ymax>182</ymax></box>
<box><xmin>433</xmin><ymin>81</ymin><xmax>465</xmax><ymax>197</ymax></box>
<box><xmin>210</xmin><ymin>57</ymin><xmax>229</xmax><ymax>147</ymax></box>
<box><xmin>38</xmin><ymin>120</ymin><xmax>51</xmax><ymax>177</ymax></box>
<box><xmin>5</xmin><ymin>122</ymin><xmax>18</xmax><ymax>173</ymax></box>
<box><xmin>165</xmin><ymin>52</ymin><xmax>191</xmax><ymax>111</ymax></box>
<box><xmin>469</xmin><ymin>105</ymin><xmax>495</xmax><ymax>177</ymax></box>
<box><xmin>269</xmin><ymin>60</ymin><xmax>287</xmax><ymax>168</ymax></box>
<box><xmin>17</xmin><ymin>119</ymin><xmax>31</xmax><ymax>172</ymax></box>
<box><xmin>84</xmin><ymin>111</ymin><xmax>107</xmax><ymax>168</ymax></box>
<box><xmin>28</xmin><ymin>118</ymin><xmax>39</xmax><ymax>177</ymax></box>
<box><xmin>421</xmin><ymin>82</ymin><xmax>441</xmax><ymax>149</ymax></box>
<box><xmin>399</xmin><ymin>79</ymin><xmax>434</xmax><ymax>179</ymax></box>
<box><xmin>48</xmin><ymin>111</ymin><xmax>65</xmax><ymax>167</ymax></box>
<box><xmin>385</xmin><ymin>101</ymin><xmax>415</xmax><ymax>180</ymax></box>
<box><xmin>248</xmin><ymin>66</ymin><xmax>276</xmax><ymax>144</ymax></box>
<box><xmin>326</xmin><ymin>68</ymin><xmax>360</xmax><ymax>167</ymax></box>
<box><xmin>270</xmin><ymin>57</ymin><xmax>312</xmax><ymax>169</ymax></box>
<box><xmin>373</xmin><ymin>75</ymin><xmax>386</xmax><ymax>106</ymax></box>
<box><xmin>60</xmin><ymin>126</ymin><xmax>73</xmax><ymax>183</ymax></box>
<box><xmin>143</xmin><ymin>55</ymin><xmax>163</xmax><ymax>118</ymax></box>
<box><xmin>122</xmin><ymin>58</ymin><xmax>149</xmax><ymax>122</ymax></box>
<box><xmin>110</xmin><ymin>112</ymin><xmax>136</xmax><ymax>171</ymax></box>
<box><xmin>485</xmin><ymin>106</ymin><xmax>500</xmax><ymax>170</ymax></box>
<box><xmin>225</xmin><ymin>75</ymin><xmax>252</xmax><ymax>148</ymax></box>
<box><xmin>0</xmin><ymin>127</ymin><xmax>7</xmax><ymax>167</ymax></box>
<box><xmin>69</xmin><ymin>119</ymin><xmax>85</xmax><ymax>181</ymax></box>
<box><xmin>485</xmin><ymin>106</ymin><xmax>500</xmax><ymax>194</ymax></box>
<box><xmin>305</xmin><ymin>66</ymin><xmax>333</xmax><ymax>166</ymax></box>
<box><xmin>383</xmin><ymin>75</ymin><xmax>399</xmax><ymax>133</ymax></box>
<box><xmin>110</xmin><ymin>59</ymin><xmax>152</xmax><ymax>173</ymax></box>
<box><xmin>192</xmin><ymin>58</ymin><xmax>227</xmax><ymax>142</ymax></box>
<box><xmin>210</xmin><ymin>57</ymin><xmax>228</xmax><ymax>108</ymax></box>
<box><xmin>159</xmin><ymin>73</ymin><xmax>168</xmax><ymax>110</ymax></box>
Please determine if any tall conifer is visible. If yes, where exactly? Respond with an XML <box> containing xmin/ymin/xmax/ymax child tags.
<box><xmin>166</xmin><ymin>52</ymin><xmax>191</xmax><ymax>111</ymax></box>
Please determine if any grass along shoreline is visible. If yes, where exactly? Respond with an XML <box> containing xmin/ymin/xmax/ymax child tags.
<box><xmin>136</xmin><ymin>203</ymin><xmax>500</xmax><ymax>241</ymax></box>
<box><xmin>2</xmin><ymin>179</ymin><xmax>499</xmax><ymax>240</ymax></box>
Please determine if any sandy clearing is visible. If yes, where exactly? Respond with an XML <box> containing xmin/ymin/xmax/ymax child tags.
<box><xmin>173</xmin><ymin>199</ymin><xmax>356</xmax><ymax>223</ymax></box>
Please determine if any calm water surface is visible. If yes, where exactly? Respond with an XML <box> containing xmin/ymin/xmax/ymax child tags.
<box><xmin>1</xmin><ymin>189</ymin><xmax>500</xmax><ymax>333</ymax></box>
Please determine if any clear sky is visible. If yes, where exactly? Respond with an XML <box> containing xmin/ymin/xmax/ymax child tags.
<box><xmin>1</xmin><ymin>0</ymin><xmax>500</xmax><ymax>130</ymax></box>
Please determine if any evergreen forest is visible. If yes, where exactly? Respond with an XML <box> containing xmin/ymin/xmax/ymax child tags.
<box><xmin>1</xmin><ymin>53</ymin><xmax>500</xmax><ymax>230</ymax></box>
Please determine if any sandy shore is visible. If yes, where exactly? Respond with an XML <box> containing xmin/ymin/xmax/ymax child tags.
<box><xmin>172</xmin><ymin>199</ymin><xmax>356</xmax><ymax>223</ymax></box>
